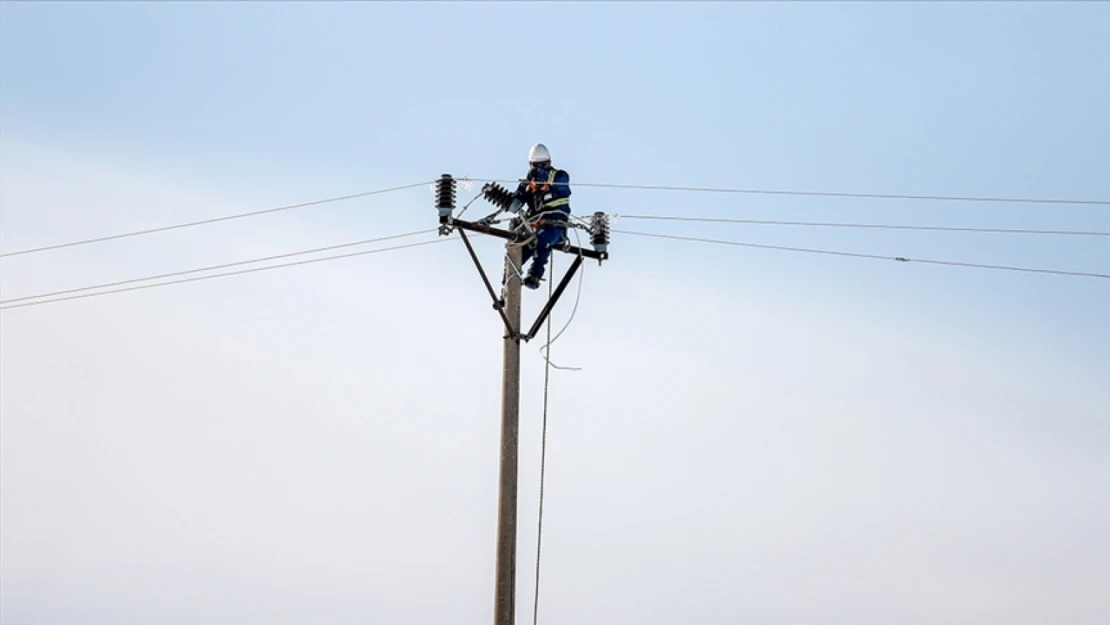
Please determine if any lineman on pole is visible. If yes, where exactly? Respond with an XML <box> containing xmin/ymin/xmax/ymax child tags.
<box><xmin>506</xmin><ymin>143</ymin><xmax>572</xmax><ymax>290</ymax></box>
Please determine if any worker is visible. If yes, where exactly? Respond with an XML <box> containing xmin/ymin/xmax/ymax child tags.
<box><xmin>506</xmin><ymin>143</ymin><xmax>571</xmax><ymax>289</ymax></box>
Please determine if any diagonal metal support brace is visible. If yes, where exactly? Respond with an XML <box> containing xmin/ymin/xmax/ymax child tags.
<box><xmin>458</xmin><ymin>228</ymin><xmax>518</xmax><ymax>340</ymax></box>
<box><xmin>523</xmin><ymin>254</ymin><xmax>583</xmax><ymax>342</ymax></box>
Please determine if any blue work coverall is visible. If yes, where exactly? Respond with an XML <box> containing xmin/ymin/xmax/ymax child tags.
<box><xmin>514</xmin><ymin>166</ymin><xmax>571</xmax><ymax>282</ymax></box>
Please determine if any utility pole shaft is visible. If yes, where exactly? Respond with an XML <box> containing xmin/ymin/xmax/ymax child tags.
<box><xmin>494</xmin><ymin>241</ymin><xmax>523</xmax><ymax>625</ymax></box>
<box><xmin>437</xmin><ymin>174</ymin><xmax>609</xmax><ymax>625</ymax></box>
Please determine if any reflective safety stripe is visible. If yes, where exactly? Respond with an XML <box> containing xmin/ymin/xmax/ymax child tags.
<box><xmin>540</xmin><ymin>169</ymin><xmax>570</xmax><ymax>210</ymax></box>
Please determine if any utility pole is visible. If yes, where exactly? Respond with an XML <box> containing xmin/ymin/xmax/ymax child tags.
<box><xmin>494</xmin><ymin>243</ymin><xmax>522</xmax><ymax>625</ymax></box>
<box><xmin>435</xmin><ymin>174</ymin><xmax>609</xmax><ymax>625</ymax></box>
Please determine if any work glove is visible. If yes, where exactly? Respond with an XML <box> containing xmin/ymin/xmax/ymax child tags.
<box><xmin>508</xmin><ymin>198</ymin><xmax>524</xmax><ymax>213</ymax></box>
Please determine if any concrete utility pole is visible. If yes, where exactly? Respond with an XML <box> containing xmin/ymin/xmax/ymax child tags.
<box><xmin>494</xmin><ymin>244</ymin><xmax>523</xmax><ymax>625</ymax></box>
<box><xmin>435</xmin><ymin>173</ymin><xmax>609</xmax><ymax>625</ymax></box>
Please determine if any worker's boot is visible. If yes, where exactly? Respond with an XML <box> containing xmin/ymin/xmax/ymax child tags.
<box><xmin>523</xmin><ymin>273</ymin><xmax>542</xmax><ymax>290</ymax></box>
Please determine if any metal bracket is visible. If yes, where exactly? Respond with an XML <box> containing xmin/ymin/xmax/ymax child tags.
<box><xmin>458</xmin><ymin>228</ymin><xmax>518</xmax><ymax>340</ymax></box>
<box><xmin>451</xmin><ymin>218</ymin><xmax>608</xmax><ymax>262</ymax></box>
<box><xmin>453</xmin><ymin>217</ymin><xmax>599</xmax><ymax>344</ymax></box>
<box><xmin>522</xmin><ymin>254</ymin><xmax>583</xmax><ymax>342</ymax></box>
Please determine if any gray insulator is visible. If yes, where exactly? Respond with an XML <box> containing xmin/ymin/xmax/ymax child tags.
<box><xmin>435</xmin><ymin>174</ymin><xmax>456</xmax><ymax>219</ymax></box>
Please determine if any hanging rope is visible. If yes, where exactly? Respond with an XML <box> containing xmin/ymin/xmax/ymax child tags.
<box><xmin>537</xmin><ymin>227</ymin><xmax>585</xmax><ymax>372</ymax></box>
<box><xmin>532</xmin><ymin>255</ymin><xmax>554</xmax><ymax>625</ymax></box>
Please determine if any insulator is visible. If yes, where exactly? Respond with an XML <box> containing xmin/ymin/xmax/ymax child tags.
<box><xmin>435</xmin><ymin>174</ymin><xmax>456</xmax><ymax>222</ymax></box>
<box><xmin>590</xmin><ymin>211</ymin><xmax>610</xmax><ymax>254</ymax></box>
<box><xmin>482</xmin><ymin>182</ymin><xmax>515</xmax><ymax>212</ymax></box>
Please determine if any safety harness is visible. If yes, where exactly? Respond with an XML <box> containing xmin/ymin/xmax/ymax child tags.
<box><xmin>527</xmin><ymin>168</ymin><xmax>570</xmax><ymax>230</ymax></box>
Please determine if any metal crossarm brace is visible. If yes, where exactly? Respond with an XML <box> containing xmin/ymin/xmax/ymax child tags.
<box><xmin>457</xmin><ymin>228</ymin><xmax>517</xmax><ymax>339</ymax></box>
<box><xmin>523</xmin><ymin>254</ymin><xmax>583</xmax><ymax>342</ymax></box>
<box><xmin>451</xmin><ymin>216</ymin><xmax>601</xmax><ymax>343</ymax></box>
<box><xmin>451</xmin><ymin>218</ymin><xmax>608</xmax><ymax>262</ymax></box>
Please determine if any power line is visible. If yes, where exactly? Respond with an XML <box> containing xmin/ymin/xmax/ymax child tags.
<box><xmin>0</xmin><ymin>230</ymin><xmax>436</xmax><ymax>305</ymax></box>
<box><xmin>613</xmin><ymin>229</ymin><xmax>1110</xmax><ymax>280</ymax></box>
<box><xmin>0</xmin><ymin>180</ymin><xmax>434</xmax><ymax>258</ymax></box>
<box><xmin>618</xmin><ymin>215</ymin><xmax>1110</xmax><ymax>236</ymax></box>
<box><xmin>0</xmin><ymin>236</ymin><xmax>448</xmax><ymax>311</ymax></box>
<box><xmin>471</xmin><ymin>178</ymin><xmax>1110</xmax><ymax>207</ymax></box>
<box><xmin>6</xmin><ymin>177</ymin><xmax>1102</xmax><ymax>260</ymax></box>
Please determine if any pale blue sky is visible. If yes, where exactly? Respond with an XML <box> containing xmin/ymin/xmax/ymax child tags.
<box><xmin>3</xmin><ymin>1</ymin><xmax>1107</xmax><ymax>340</ymax></box>
<box><xmin>2</xmin><ymin>3</ymin><xmax>1109</xmax><ymax>624</ymax></box>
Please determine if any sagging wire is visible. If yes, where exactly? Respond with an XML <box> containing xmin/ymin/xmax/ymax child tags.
<box><xmin>478</xmin><ymin>197</ymin><xmax>591</xmax><ymax>363</ymax></box>
<box><xmin>466</xmin><ymin>177</ymin><xmax>1110</xmax><ymax>207</ymax></box>
<box><xmin>533</xmin><ymin>264</ymin><xmax>555</xmax><ymax>625</ymax></box>
<box><xmin>453</xmin><ymin>186</ymin><xmax>486</xmax><ymax>221</ymax></box>
<box><xmin>2</xmin><ymin>180</ymin><xmax>438</xmax><ymax>259</ymax></box>
<box><xmin>531</xmin><ymin>221</ymin><xmax>591</xmax><ymax>625</ymax></box>
<box><xmin>504</xmin><ymin>247</ymin><xmax>527</xmax><ymax>288</ymax></box>
<box><xmin>0</xmin><ymin>237</ymin><xmax>448</xmax><ymax>311</ymax></box>
<box><xmin>430</xmin><ymin>176</ymin><xmax>474</xmax><ymax>200</ymax></box>
<box><xmin>615</xmin><ymin>214</ymin><xmax>1110</xmax><ymax>236</ymax></box>
<box><xmin>536</xmin><ymin>225</ymin><xmax>586</xmax><ymax>372</ymax></box>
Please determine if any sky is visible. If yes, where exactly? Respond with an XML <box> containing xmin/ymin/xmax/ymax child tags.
<box><xmin>1</xmin><ymin>2</ymin><xmax>1108</xmax><ymax>624</ymax></box>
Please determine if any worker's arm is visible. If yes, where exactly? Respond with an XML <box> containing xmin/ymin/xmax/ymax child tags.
<box><xmin>508</xmin><ymin>181</ymin><xmax>528</xmax><ymax>213</ymax></box>
<box><xmin>509</xmin><ymin>170</ymin><xmax>545</xmax><ymax>213</ymax></box>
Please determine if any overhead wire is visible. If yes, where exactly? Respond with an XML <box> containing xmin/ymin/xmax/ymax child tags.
<box><xmin>613</xmin><ymin>229</ymin><xmax>1110</xmax><ymax>280</ymax></box>
<box><xmin>0</xmin><ymin>229</ymin><xmax>437</xmax><ymax>306</ymax></box>
<box><xmin>0</xmin><ymin>235</ymin><xmax>448</xmax><ymax>311</ymax></box>
<box><xmin>0</xmin><ymin>180</ymin><xmax>434</xmax><ymax>258</ymax></box>
<box><xmin>5</xmin><ymin>174</ymin><xmax>1104</xmax><ymax>309</ymax></box>
<box><xmin>452</xmin><ymin>188</ymin><xmax>487</xmax><ymax>221</ymax></box>
<box><xmin>4</xmin><ymin>177</ymin><xmax>1104</xmax><ymax>260</ymax></box>
<box><xmin>617</xmin><ymin>215</ymin><xmax>1110</xmax><ymax>236</ymax></box>
<box><xmin>468</xmin><ymin>178</ymin><xmax>1110</xmax><ymax>207</ymax></box>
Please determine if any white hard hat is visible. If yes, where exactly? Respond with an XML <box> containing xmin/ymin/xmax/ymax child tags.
<box><xmin>528</xmin><ymin>143</ymin><xmax>551</xmax><ymax>164</ymax></box>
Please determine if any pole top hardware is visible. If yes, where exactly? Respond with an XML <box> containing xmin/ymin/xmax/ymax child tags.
<box><xmin>434</xmin><ymin>172</ymin><xmax>611</xmax><ymax>341</ymax></box>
